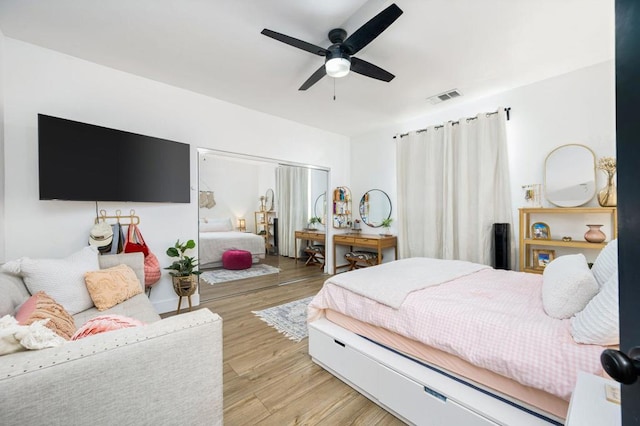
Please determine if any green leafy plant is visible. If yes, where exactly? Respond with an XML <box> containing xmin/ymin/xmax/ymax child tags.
<box><xmin>381</xmin><ymin>217</ymin><xmax>393</xmax><ymax>228</ymax></box>
<box><xmin>309</xmin><ymin>216</ymin><xmax>322</xmax><ymax>225</ymax></box>
<box><xmin>165</xmin><ymin>239</ymin><xmax>202</xmax><ymax>277</ymax></box>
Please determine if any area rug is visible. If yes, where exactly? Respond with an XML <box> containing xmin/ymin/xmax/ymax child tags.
<box><xmin>252</xmin><ymin>296</ymin><xmax>314</xmax><ymax>342</ymax></box>
<box><xmin>200</xmin><ymin>264</ymin><xmax>280</xmax><ymax>285</ymax></box>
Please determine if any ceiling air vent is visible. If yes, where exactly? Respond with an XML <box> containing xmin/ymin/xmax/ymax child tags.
<box><xmin>428</xmin><ymin>89</ymin><xmax>463</xmax><ymax>105</ymax></box>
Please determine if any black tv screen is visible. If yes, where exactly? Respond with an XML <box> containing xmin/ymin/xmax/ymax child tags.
<box><xmin>38</xmin><ymin>114</ymin><xmax>190</xmax><ymax>203</ymax></box>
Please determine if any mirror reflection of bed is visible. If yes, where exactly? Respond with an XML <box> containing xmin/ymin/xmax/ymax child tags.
<box><xmin>198</xmin><ymin>149</ymin><xmax>329</xmax><ymax>302</ymax></box>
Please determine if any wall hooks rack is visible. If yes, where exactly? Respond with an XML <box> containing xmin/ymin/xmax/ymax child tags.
<box><xmin>95</xmin><ymin>209</ymin><xmax>140</xmax><ymax>225</ymax></box>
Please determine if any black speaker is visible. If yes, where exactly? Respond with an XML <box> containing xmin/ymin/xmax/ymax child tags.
<box><xmin>493</xmin><ymin>223</ymin><xmax>510</xmax><ymax>270</ymax></box>
<box><xmin>273</xmin><ymin>218</ymin><xmax>279</xmax><ymax>253</ymax></box>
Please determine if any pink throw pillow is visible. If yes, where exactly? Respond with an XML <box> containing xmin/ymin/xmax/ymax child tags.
<box><xmin>71</xmin><ymin>315</ymin><xmax>145</xmax><ymax>340</ymax></box>
<box><xmin>15</xmin><ymin>291</ymin><xmax>76</xmax><ymax>340</ymax></box>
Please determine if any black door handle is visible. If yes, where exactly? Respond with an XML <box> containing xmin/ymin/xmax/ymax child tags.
<box><xmin>601</xmin><ymin>347</ymin><xmax>640</xmax><ymax>384</ymax></box>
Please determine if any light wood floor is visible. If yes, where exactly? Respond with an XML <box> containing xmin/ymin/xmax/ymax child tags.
<box><xmin>165</xmin><ymin>258</ymin><xmax>405</xmax><ymax>425</ymax></box>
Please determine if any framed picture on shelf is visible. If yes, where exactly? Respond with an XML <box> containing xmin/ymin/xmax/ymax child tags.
<box><xmin>531</xmin><ymin>222</ymin><xmax>550</xmax><ymax>239</ymax></box>
<box><xmin>532</xmin><ymin>249</ymin><xmax>555</xmax><ymax>270</ymax></box>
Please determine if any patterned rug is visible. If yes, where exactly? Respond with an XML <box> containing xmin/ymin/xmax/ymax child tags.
<box><xmin>252</xmin><ymin>296</ymin><xmax>314</xmax><ymax>342</ymax></box>
<box><xmin>200</xmin><ymin>264</ymin><xmax>280</xmax><ymax>285</ymax></box>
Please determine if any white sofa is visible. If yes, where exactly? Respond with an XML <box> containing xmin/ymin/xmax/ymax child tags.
<box><xmin>0</xmin><ymin>252</ymin><xmax>223</xmax><ymax>426</ymax></box>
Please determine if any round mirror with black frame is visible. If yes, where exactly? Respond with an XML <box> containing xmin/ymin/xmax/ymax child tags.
<box><xmin>359</xmin><ymin>189</ymin><xmax>392</xmax><ymax>227</ymax></box>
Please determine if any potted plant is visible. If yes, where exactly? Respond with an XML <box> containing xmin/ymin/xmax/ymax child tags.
<box><xmin>309</xmin><ymin>216</ymin><xmax>322</xmax><ymax>230</ymax></box>
<box><xmin>165</xmin><ymin>239</ymin><xmax>202</xmax><ymax>296</ymax></box>
<box><xmin>380</xmin><ymin>217</ymin><xmax>393</xmax><ymax>235</ymax></box>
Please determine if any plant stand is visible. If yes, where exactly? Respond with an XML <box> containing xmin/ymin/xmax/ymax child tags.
<box><xmin>172</xmin><ymin>275</ymin><xmax>197</xmax><ymax>314</ymax></box>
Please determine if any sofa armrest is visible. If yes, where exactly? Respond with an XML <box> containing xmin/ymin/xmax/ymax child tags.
<box><xmin>0</xmin><ymin>309</ymin><xmax>222</xmax><ymax>426</ymax></box>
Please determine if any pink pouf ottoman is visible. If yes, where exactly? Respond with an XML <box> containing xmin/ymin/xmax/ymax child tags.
<box><xmin>222</xmin><ymin>249</ymin><xmax>252</xmax><ymax>270</ymax></box>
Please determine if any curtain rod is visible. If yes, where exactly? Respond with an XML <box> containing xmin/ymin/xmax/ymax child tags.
<box><xmin>392</xmin><ymin>107</ymin><xmax>511</xmax><ymax>139</ymax></box>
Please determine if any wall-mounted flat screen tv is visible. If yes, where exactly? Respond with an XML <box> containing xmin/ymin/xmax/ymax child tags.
<box><xmin>38</xmin><ymin>114</ymin><xmax>190</xmax><ymax>203</ymax></box>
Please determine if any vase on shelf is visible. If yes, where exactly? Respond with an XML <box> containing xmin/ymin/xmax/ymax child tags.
<box><xmin>584</xmin><ymin>224</ymin><xmax>606</xmax><ymax>243</ymax></box>
<box><xmin>597</xmin><ymin>172</ymin><xmax>617</xmax><ymax>207</ymax></box>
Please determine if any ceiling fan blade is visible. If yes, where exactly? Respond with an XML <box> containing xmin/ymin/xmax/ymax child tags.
<box><xmin>342</xmin><ymin>3</ymin><xmax>403</xmax><ymax>55</ymax></box>
<box><xmin>261</xmin><ymin>29</ymin><xmax>327</xmax><ymax>56</ymax></box>
<box><xmin>299</xmin><ymin>65</ymin><xmax>327</xmax><ymax>90</ymax></box>
<box><xmin>350</xmin><ymin>57</ymin><xmax>395</xmax><ymax>82</ymax></box>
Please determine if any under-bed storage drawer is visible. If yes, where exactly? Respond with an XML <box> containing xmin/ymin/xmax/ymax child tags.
<box><xmin>378</xmin><ymin>364</ymin><xmax>496</xmax><ymax>426</ymax></box>
<box><xmin>308</xmin><ymin>325</ymin><xmax>379</xmax><ymax>396</ymax></box>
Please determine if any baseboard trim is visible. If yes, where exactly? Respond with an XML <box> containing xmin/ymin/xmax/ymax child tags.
<box><xmin>153</xmin><ymin>293</ymin><xmax>200</xmax><ymax>315</ymax></box>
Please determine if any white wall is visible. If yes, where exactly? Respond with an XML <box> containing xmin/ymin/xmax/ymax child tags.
<box><xmin>1</xmin><ymin>37</ymin><xmax>350</xmax><ymax>313</ymax></box>
<box><xmin>0</xmin><ymin>31</ymin><xmax>5</xmax><ymax>262</ymax></box>
<box><xmin>351</xmin><ymin>61</ymin><xmax>616</xmax><ymax>267</ymax></box>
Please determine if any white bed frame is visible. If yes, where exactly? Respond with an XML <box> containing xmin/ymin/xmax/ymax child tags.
<box><xmin>308</xmin><ymin>318</ymin><xmax>564</xmax><ymax>426</ymax></box>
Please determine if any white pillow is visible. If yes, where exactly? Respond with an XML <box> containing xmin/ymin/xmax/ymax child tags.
<box><xmin>571</xmin><ymin>273</ymin><xmax>619</xmax><ymax>345</ymax></box>
<box><xmin>590</xmin><ymin>239</ymin><xmax>618</xmax><ymax>288</ymax></box>
<box><xmin>541</xmin><ymin>254</ymin><xmax>599</xmax><ymax>319</ymax></box>
<box><xmin>200</xmin><ymin>217</ymin><xmax>233</xmax><ymax>232</ymax></box>
<box><xmin>1</xmin><ymin>247</ymin><xmax>99</xmax><ymax>315</ymax></box>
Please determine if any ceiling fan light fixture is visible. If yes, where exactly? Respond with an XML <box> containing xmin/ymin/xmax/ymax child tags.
<box><xmin>325</xmin><ymin>57</ymin><xmax>351</xmax><ymax>78</ymax></box>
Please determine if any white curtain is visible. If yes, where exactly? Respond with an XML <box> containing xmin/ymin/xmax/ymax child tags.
<box><xmin>277</xmin><ymin>166</ymin><xmax>310</xmax><ymax>258</ymax></box>
<box><xmin>396</xmin><ymin>109</ymin><xmax>513</xmax><ymax>266</ymax></box>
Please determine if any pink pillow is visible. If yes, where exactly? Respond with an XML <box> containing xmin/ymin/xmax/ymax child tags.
<box><xmin>16</xmin><ymin>291</ymin><xmax>76</xmax><ymax>340</ymax></box>
<box><xmin>71</xmin><ymin>315</ymin><xmax>144</xmax><ymax>340</ymax></box>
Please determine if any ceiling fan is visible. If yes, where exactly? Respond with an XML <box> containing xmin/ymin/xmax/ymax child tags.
<box><xmin>261</xmin><ymin>3</ymin><xmax>403</xmax><ymax>91</ymax></box>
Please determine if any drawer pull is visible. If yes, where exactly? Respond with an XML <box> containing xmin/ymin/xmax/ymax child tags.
<box><xmin>334</xmin><ymin>339</ymin><xmax>346</xmax><ymax>348</ymax></box>
<box><xmin>424</xmin><ymin>386</ymin><xmax>447</xmax><ymax>402</ymax></box>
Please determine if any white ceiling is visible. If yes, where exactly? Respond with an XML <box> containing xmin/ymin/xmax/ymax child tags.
<box><xmin>0</xmin><ymin>0</ymin><xmax>614</xmax><ymax>137</ymax></box>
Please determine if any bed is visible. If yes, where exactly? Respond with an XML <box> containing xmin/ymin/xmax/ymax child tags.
<box><xmin>199</xmin><ymin>218</ymin><xmax>265</xmax><ymax>268</ymax></box>
<box><xmin>308</xmin><ymin>244</ymin><xmax>619</xmax><ymax>425</ymax></box>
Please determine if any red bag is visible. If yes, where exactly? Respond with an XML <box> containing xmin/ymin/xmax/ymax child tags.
<box><xmin>125</xmin><ymin>224</ymin><xmax>161</xmax><ymax>287</ymax></box>
<box><xmin>124</xmin><ymin>224</ymin><xmax>150</xmax><ymax>256</ymax></box>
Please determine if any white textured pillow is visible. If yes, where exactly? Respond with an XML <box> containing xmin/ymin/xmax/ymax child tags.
<box><xmin>1</xmin><ymin>247</ymin><xmax>99</xmax><ymax>315</ymax></box>
<box><xmin>571</xmin><ymin>273</ymin><xmax>619</xmax><ymax>345</ymax></box>
<box><xmin>200</xmin><ymin>217</ymin><xmax>233</xmax><ymax>232</ymax></box>
<box><xmin>590</xmin><ymin>239</ymin><xmax>618</xmax><ymax>288</ymax></box>
<box><xmin>542</xmin><ymin>254</ymin><xmax>599</xmax><ymax>319</ymax></box>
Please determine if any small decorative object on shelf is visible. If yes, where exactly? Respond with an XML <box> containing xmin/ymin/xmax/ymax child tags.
<box><xmin>597</xmin><ymin>156</ymin><xmax>617</xmax><ymax>207</ymax></box>
<box><xmin>584</xmin><ymin>224</ymin><xmax>606</xmax><ymax>243</ymax></box>
<box><xmin>531</xmin><ymin>222</ymin><xmax>550</xmax><ymax>240</ymax></box>
<box><xmin>165</xmin><ymin>239</ymin><xmax>202</xmax><ymax>314</ymax></box>
<box><xmin>532</xmin><ymin>249</ymin><xmax>555</xmax><ymax>270</ymax></box>
<box><xmin>562</xmin><ymin>236</ymin><xmax>573</xmax><ymax>242</ymax></box>
<box><xmin>259</xmin><ymin>195</ymin><xmax>266</xmax><ymax>211</ymax></box>
<box><xmin>522</xmin><ymin>184</ymin><xmax>542</xmax><ymax>207</ymax></box>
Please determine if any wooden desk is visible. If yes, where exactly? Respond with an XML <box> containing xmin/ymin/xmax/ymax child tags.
<box><xmin>294</xmin><ymin>230</ymin><xmax>326</xmax><ymax>264</ymax></box>
<box><xmin>333</xmin><ymin>233</ymin><xmax>398</xmax><ymax>274</ymax></box>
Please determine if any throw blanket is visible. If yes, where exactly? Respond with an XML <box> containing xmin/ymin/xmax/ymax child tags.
<box><xmin>328</xmin><ymin>257</ymin><xmax>489</xmax><ymax>308</ymax></box>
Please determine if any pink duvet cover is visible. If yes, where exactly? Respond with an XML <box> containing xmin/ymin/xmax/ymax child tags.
<box><xmin>308</xmin><ymin>267</ymin><xmax>605</xmax><ymax>400</ymax></box>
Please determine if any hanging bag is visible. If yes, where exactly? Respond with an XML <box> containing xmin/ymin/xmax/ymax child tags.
<box><xmin>124</xmin><ymin>224</ymin><xmax>161</xmax><ymax>287</ymax></box>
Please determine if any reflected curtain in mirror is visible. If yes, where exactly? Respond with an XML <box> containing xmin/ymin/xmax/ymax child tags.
<box><xmin>277</xmin><ymin>166</ymin><xmax>310</xmax><ymax>257</ymax></box>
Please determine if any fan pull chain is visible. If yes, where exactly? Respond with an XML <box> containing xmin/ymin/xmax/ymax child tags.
<box><xmin>333</xmin><ymin>78</ymin><xmax>336</xmax><ymax>101</ymax></box>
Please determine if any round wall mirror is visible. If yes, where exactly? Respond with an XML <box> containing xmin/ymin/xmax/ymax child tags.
<box><xmin>265</xmin><ymin>188</ymin><xmax>275</xmax><ymax>211</ymax></box>
<box><xmin>359</xmin><ymin>189</ymin><xmax>392</xmax><ymax>227</ymax></box>
<box><xmin>314</xmin><ymin>192</ymin><xmax>326</xmax><ymax>224</ymax></box>
<box><xmin>544</xmin><ymin>144</ymin><xmax>596</xmax><ymax>207</ymax></box>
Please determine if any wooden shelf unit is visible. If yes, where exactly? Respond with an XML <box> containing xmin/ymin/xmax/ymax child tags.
<box><xmin>255</xmin><ymin>210</ymin><xmax>276</xmax><ymax>253</ymax></box>
<box><xmin>332</xmin><ymin>186</ymin><xmax>352</xmax><ymax>229</ymax></box>
<box><xmin>519</xmin><ymin>207</ymin><xmax>617</xmax><ymax>274</ymax></box>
